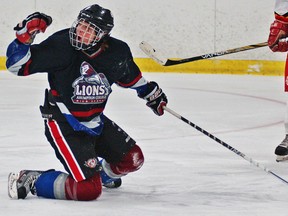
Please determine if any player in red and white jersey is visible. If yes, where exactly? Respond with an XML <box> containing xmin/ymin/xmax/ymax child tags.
<box><xmin>268</xmin><ymin>0</ymin><xmax>288</xmax><ymax>161</ymax></box>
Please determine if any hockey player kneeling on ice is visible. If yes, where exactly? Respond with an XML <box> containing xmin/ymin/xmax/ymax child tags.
<box><xmin>6</xmin><ymin>4</ymin><xmax>167</xmax><ymax>201</ymax></box>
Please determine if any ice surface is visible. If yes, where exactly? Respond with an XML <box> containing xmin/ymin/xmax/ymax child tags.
<box><xmin>1</xmin><ymin>71</ymin><xmax>288</xmax><ymax>216</ymax></box>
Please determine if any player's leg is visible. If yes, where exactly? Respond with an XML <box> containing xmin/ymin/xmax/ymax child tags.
<box><xmin>275</xmin><ymin>55</ymin><xmax>288</xmax><ymax>162</ymax></box>
<box><xmin>8</xmin><ymin>169</ymin><xmax>102</xmax><ymax>200</ymax></box>
<box><xmin>35</xmin><ymin>170</ymin><xmax>102</xmax><ymax>200</ymax></box>
<box><xmin>275</xmin><ymin>100</ymin><xmax>288</xmax><ymax>161</ymax></box>
<box><xmin>41</xmin><ymin>119</ymin><xmax>103</xmax><ymax>200</ymax></box>
<box><xmin>8</xmin><ymin>119</ymin><xmax>102</xmax><ymax>201</ymax></box>
<box><xmin>96</xmin><ymin>116</ymin><xmax>144</xmax><ymax>187</ymax></box>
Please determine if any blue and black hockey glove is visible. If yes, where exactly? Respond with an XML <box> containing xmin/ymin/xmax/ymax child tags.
<box><xmin>139</xmin><ymin>81</ymin><xmax>168</xmax><ymax>116</ymax></box>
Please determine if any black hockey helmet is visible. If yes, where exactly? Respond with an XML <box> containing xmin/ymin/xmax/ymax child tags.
<box><xmin>78</xmin><ymin>4</ymin><xmax>114</xmax><ymax>34</ymax></box>
<box><xmin>69</xmin><ymin>4</ymin><xmax>114</xmax><ymax>50</ymax></box>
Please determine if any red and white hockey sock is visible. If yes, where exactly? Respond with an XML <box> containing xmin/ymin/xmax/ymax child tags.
<box><xmin>35</xmin><ymin>170</ymin><xmax>102</xmax><ymax>201</ymax></box>
<box><xmin>101</xmin><ymin>144</ymin><xmax>144</xmax><ymax>180</ymax></box>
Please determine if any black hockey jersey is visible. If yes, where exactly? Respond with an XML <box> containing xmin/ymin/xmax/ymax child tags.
<box><xmin>17</xmin><ymin>29</ymin><xmax>144</xmax><ymax>122</ymax></box>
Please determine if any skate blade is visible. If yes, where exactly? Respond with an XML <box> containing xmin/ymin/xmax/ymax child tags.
<box><xmin>276</xmin><ymin>155</ymin><xmax>288</xmax><ymax>162</ymax></box>
<box><xmin>8</xmin><ymin>172</ymin><xmax>19</xmax><ymax>199</ymax></box>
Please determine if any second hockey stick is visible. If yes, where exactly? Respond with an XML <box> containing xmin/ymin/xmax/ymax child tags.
<box><xmin>140</xmin><ymin>41</ymin><xmax>268</xmax><ymax>66</ymax></box>
<box><xmin>163</xmin><ymin>106</ymin><xmax>288</xmax><ymax>185</ymax></box>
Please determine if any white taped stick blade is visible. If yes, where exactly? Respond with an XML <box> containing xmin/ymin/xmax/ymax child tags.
<box><xmin>8</xmin><ymin>172</ymin><xmax>19</xmax><ymax>199</ymax></box>
<box><xmin>139</xmin><ymin>41</ymin><xmax>167</xmax><ymax>66</ymax></box>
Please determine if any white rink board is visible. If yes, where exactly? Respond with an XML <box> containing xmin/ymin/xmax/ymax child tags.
<box><xmin>0</xmin><ymin>0</ymin><xmax>285</xmax><ymax>61</ymax></box>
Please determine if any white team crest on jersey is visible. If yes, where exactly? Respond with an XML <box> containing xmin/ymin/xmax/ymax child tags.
<box><xmin>71</xmin><ymin>61</ymin><xmax>112</xmax><ymax>104</ymax></box>
<box><xmin>84</xmin><ymin>158</ymin><xmax>98</xmax><ymax>168</ymax></box>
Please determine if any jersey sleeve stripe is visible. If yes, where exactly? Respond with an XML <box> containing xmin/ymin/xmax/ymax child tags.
<box><xmin>116</xmin><ymin>73</ymin><xmax>143</xmax><ymax>88</ymax></box>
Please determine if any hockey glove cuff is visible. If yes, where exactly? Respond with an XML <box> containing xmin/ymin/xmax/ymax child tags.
<box><xmin>268</xmin><ymin>13</ymin><xmax>288</xmax><ymax>52</ymax></box>
<box><xmin>139</xmin><ymin>81</ymin><xmax>168</xmax><ymax>116</ymax></box>
<box><xmin>14</xmin><ymin>12</ymin><xmax>52</xmax><ymax>44</ymax></box>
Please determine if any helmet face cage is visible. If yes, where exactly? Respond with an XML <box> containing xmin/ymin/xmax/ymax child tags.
<box><xmin>69</xmin><ymin>18</ymin><xmax>106</xmax><ymax>50</ymax></box>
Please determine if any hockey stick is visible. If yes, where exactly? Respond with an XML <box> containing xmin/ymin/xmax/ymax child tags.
<box><xmin>163</xmin><ymin>106</ymin><xmax>288</xmax><ymax>185</ymax></box>
<box><xmin>139</xmin><ymin>41</ymin><xmax>268</xmax><ymax>66</ymax></box>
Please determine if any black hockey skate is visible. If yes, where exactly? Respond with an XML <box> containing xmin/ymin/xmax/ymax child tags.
<box><xmin>8</xmin><ymin>170</ymin><xmax>48</xmax><ymax>199</ymax></box>
<box><xmin>103</xmin><ymin>178</ymin><xmax>122</xmax><ymax>188</ymax></box>
<box><xmin>99</xmin><ymin>159</ymin><xmax>122</xmax><ymax>189</ymax></box>
<box><xmin>275</xmin><ymin>134</ymin><xmax>288</xmax><ymax>162</ymax></box>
